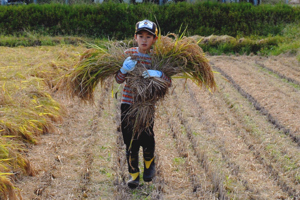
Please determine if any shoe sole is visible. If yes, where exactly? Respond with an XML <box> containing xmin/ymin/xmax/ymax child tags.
<box><xmin>128</xmin><ymin>182</ymin><xmax>139</xmax><ymax>189</ymax></box>
<box><xmin>143</xmin><ymin>177</ymin><xmax>153</xmax><ymax>182</ymax></box>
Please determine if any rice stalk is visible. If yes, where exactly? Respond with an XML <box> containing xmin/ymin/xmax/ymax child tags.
<box><xmin>153</xmin><ymin>33</ymin><xmax>216</xmax><ymax>90</ymax></box>
<box><xmin>0</xmin><ymin>136</ymin><xmax>34</xmax><ymax>176</ymax></box>
<box><xmin>61</xmin><ymin>34</ymin><xmax>216</xmax><ymax>135</ymax></box>
<box><xmin>0</xmin><ymin>136</ymin><xmax>33</xmax><ymax>200</ymax></box>
<box><xmin>1</xmin><ymin>77</ymin><xmax>62</xmax><ymax>143</ymax></box>
<box><xmin>123</xmin><ymin>64</ymin><xmax>170</xmax><ymax>135</ymax></box>
<box><xmin>0</xmin><ymin>172</ymin><xmax>18</xmax><ymax>200</ymax></box>
<box><xmin>59</xmin><ymin>42</ymin><xmax>127</xmax><ymax>103</ymax></box>
<box><xmin>123</xmin><ymin>33</ymin><xmax>216</xmax><ymax>135</ymax></box>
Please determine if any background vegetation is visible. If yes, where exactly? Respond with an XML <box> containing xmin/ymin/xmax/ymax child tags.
<box><xmin>0</xmin><ymin>2</ymin><xmax>300</xmax><ymax>38</ymax></box>
<box><xmin>0</xmin><ymin>1</ymin><xmax>299</xmax><ymax>57</ymax></box>
<box><xmin>0</xmin><ymin>1</ymin><xmax>300</xmax><ymax>198</ymax></box>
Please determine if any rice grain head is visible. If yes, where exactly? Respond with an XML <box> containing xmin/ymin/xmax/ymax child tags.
<box><xmin>60</xmin><ymin>34</ymin><xmax>216</xmax><ymax>136</ymax></box>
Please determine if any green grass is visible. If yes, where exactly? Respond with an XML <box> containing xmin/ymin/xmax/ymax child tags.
<box><xmin>256</xmin><ymin>64</ymin><xmax>300</xmax><ymax>90</ymax></box>
<box><xmin>0</xmin><ymin>21</ymin><xmax>299</xmax><ymax>197</ymax></box>
<box><xmin>0</xmin><ymin>21</ymin><xmax>299</xmax><ymax>58</ymax></box>
<box><xmin>198</xmin><ymin>22</ymin><xmax>300</xmax><ymax>57</ymax></box>
<box><xmin>269</xmin><ymin>22</ymin><xmax>300</xmax><ymax>61</ymax></box>
<box><xmin>130</xmin><ymin>183</ymin><xmax>156</xmax><ymax>200</ymax></box>
<box><xmin>0</xmin><ymin>30</ymin><xmax>112</xmax><ymax>47</ymax></box>
<box><xmin>0</xmin><ymin>34</ymin><xmax>281</xmax><ymax>56</ymax></box>
<box><xmin>0</xmin><ymin>34</ymin><xmax>87</xmax><ymax>47</ymax></box>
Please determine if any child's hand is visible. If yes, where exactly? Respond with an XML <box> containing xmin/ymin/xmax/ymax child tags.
<box><xmin>120</xmin><ymin>57</ymin><xmax>137</xmax><ymax>74</ymax></box>
<box><xmin>142</xmin><ymin>70</ymin><xmax>162</xmax><ymax>78</ymax></box>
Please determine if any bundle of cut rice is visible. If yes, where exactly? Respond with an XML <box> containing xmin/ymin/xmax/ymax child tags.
<box><xmin>59</xmin><ymin>42</ymin><xmax>128</xmax><ymax>103</ymax></box>
<box><xmin>123</xmin><ymin>63</ymin><xmax>170</xmax><ymax>134</ymax></box>
<box><xmin>124</xmin><ymin>33</ymin><xmax>216</xmax><ymax>134</ymax></box>
<box><xmin>153</xmin><ymin>33</ymin><xmax>216</xmax><ymax>89</ymax></box>
<box><xmin>60</xmin><ymin>34</ymin><xmax>216</xmax><ymax>134</ymax></box>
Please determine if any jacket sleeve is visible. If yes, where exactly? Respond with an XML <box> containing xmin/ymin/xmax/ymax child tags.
<box><xmin>115</xmin><ymin>49</ymin><xmax>132</xmax><ymax>84</ymax></box>
<box><xmin>115</xmin><ymin>70</ymin><xmax>126</xmax><ymax>84</ymax></box>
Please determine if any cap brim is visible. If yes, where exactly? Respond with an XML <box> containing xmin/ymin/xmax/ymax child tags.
<box><xmin>136</xmin><ymin>28</ymin><xmax>156</xmax><ymax>36</ymax></box>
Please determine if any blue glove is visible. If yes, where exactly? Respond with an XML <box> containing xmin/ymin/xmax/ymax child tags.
<box><xmin>120</xmin><ymin>57</ymin><xmax>137</xmax><ymax>74</ymax></box>
<box><xmin>142</xmin><ymin>70</ymin><xmax>162</xmax><ymax>78</ymax></box>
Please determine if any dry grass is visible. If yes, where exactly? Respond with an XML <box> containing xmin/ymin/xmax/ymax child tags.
<box><xmin>1</xmin><ymin>44</ymin><xmax>299</xmax><ymax>199</ymax></box>
<box><xmin>153</xmin><ymin>33</ymin><xmax>216</xmax><ymax>89</ymax></box>
<box><xmin>0</xmin><ymin>70</ymin><xmax>62</xmax><ymax>143</ymax></box>
<box><xmin>0</xmin><ymin>173</ymin><xmax>18</xmax><ymax>200</ymax></box>
<box><xmin>0</xmin><ymin>45</ymin><xmax>86</xmax><ymax>199</ymax></box>
<box><xmin>191</xmin><ymin>35</ymin><xmax>236</xmax><ymax>46</ymax></box>
<box><xmin>209</xmin><ymin>55</ymin><xmax>300</xmax><ymax>197</ymax></box>
<box><xmin>57</xmin><ymin>42</ymin><xmax>126</xmax><ymax>103</ymax></box>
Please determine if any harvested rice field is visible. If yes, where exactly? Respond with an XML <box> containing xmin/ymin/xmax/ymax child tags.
<box><xmin>1</xmin><ymin>46</ymin><xmax>299</xmax><ymax>199</ymax></box>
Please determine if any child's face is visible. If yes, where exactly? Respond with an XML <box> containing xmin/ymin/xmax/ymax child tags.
<box><xmin>134</xmin><ymin>31</ymin><xmax>157</xmax><ymax>54</ymax></box>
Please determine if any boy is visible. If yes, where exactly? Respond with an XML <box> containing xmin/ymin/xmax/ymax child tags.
<box><xmin>115</xmin><ymin>19</ymin><xmax>172</xmax><ymax>189</ymax></box>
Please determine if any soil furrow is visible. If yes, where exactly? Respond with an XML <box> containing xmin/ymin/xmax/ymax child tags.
<box><xmin>16</xmin><ymin>99</ymin><xmax>99</xmax><ymax>198</ymax></box>
<box><xmin>113</xmin><ymin>90</ymin><xmax>132</xmax><ymax>199</ymax></box>
<box><xmin>164</xmin><ymin>107</ymin><xmax>214</xmax><ymax>199</ymax></box>
<box><xmin>167</xmin><ymin>91</ymin><xmax>230</xmax><ymax>199</ymax></box>
<box><xmin>255</xmin><ymin>61</ymin><xmax>300</xmax><ymax>86</ymax></box>
<box><xmin>261</xmin><ymin>55</ymin><xmax>300</xmax><ymax>79</ymax></box>
<box><xmin>171</xmin><ymin>79</ymin><xmax>290</xmax><ymax>199</ymax></box>
<box><xmin>172</xmin><ymin>88</ymin><xmax>254</xmax><ymax>199</ymax></box>
<box><xmin>78</xmin><ymin>85</ymin><xmax>106</xmax><ymax>198</ymax></box>
<box><xmin>153</xmin><ymin>101</ymin><xmax>201</xmax><ymax>199</ymax></box>
<box><xmin>211</xmin><ymin>63</ymin><xmax>300</xmax><ymax>146</ymax></box>
<box><xmin>212</xmin><ymin>73</ymin><xmax>300</xmax><ymax>198</ymax></box>
<box><xmin>275</xmin><ymin>56</ymin><xmax>300</xmax><ymax>73</ymax></box>
<box><xmin>161</xmin><ymin>87</ymin><xmax>230</xmax><ymax>199</ymax></box>
<box><xmin>211</xmin><ymin>56</ymin><xmax>300</xmax><ymax>135</ymax></box>
<box><xmin>77</xmin><ymin>80</ymin><xmax>114</xmax><ymax>199</ymax></box>
<box><xmin>207</xmin><ymin>73</ymin><xmax>299</xmax><ymax>197</ymax></box>
<box><xmin>113</xmin><ymin>84</ymin><xmax>165</xmax><ymax>199</ymax></box>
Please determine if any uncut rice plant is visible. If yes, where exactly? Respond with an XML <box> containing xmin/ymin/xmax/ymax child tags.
<box><xmin>0</xmin><ymin>136</ymin><xmax>32</xmax><ymax>173</ymax></box>
<box><xmin>0</xmin><ymin>172</ymin><xmax>17</xmax><ymax>200</ymax></box>
<box><xmin>61</xmin><ymin>33</ymin><xmax>216</xmax><ymax>135</ymax></box>
<box><xmin>0</xmin><ymin>135</ymin><xmax>33</xmax><ymax>200</ymax></box>
<box><xmin>0</xmin><ymin>63</ymin><xmax>65</xmax><ymax>199</ymax></box>
<box><xmin>1</xmin><ymin>76</ymin><xmax>63</xmax><ymax>143</ymax></box>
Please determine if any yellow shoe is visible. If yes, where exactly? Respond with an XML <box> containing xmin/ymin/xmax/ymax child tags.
<box><xmin>143</xmin><ymin>157</ymin><xmax>155</xmax><ymax>182</ymax></box>
<box><xmin>127</xmin><ymin>172</ymin><xmax>140</xmax><ymax>189</ymax></box>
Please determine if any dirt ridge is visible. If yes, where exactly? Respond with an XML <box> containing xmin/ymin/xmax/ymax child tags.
<box><xmin>13</xmin><ymin>52</ymin><xmax>299</xmax><ymax>199</ymax></box>
<box><xmin>170</xmin><ymin>91</ymin><xmax>228</xmax><ymax>199</ymax></box>
<box><xmin>203</xmin><ymin>74</ymin><xmax>300</xmax><ymax>198</ymax></box>
<box><xmin>212</xmin><ymin>63</ymin><xmax>300</xmax><ymax>146</ymax></box>
<box><xmin>255</xmin><ymin>61</ymin><xmax>300</xmax><ymax>87</ymax></box>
